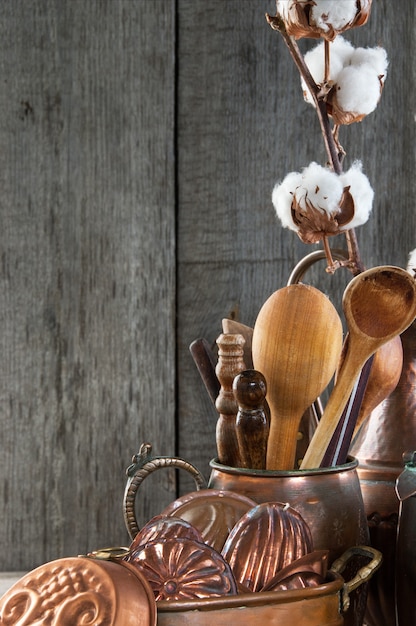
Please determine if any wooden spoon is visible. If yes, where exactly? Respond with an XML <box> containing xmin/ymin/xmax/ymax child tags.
<box><xmin>252</xmin><ymin>283</ymin><xmax>343</xmax><ymax>470</ymax></box>
<box><xmin>352</xmin><ymin>334</ymin><xmax>403</xmax><ymax>437</ymax></box>
<box><xmin>301</xmin><ymin>265</ymin><xmax>416</xmax><ymax>469</ymax></box>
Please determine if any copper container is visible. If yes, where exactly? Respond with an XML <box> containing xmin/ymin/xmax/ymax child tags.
<box><xmin>0</xmin><ymin>555</ymin><xmax>157</xmax><ymax>625</ymax></box>
<box><xmin>350</xmin><ymin>318</ymin><xmax>416</xmax><ymax>626</ymax></box>
<box><xmin>395</xmin><ymin>454</ymin><xmax>416</xmax><ymax>626</ymax></box>
<box><xmin>156</xmin><ymin>546</ymin><xmax>381</xmax><ymax>626</ymax></box>
<box><xmin>208</xmin><ymin>457</ymin><xmax>369</xmax><ymax>626</ymax></box>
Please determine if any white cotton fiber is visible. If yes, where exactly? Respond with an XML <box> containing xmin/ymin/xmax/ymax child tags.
<box><xmin>339</xmin><ymin>161</ymin><xmax>374</xmax><ymax>228</ymax></box>
<box><xmin>407</xmin><ymin>249</ymin><xmax>416</xmax><ymax>274</ymax></box>
<box><xmin>310</xmin><ymin>1</ymin><xmax>358</xmax><ymax>33</ymax></box>
<box><xmin>335</xmin><ymin>64</ymin><xmax>381</xmax><ymax>115</ymax></box>
<box><xmin>297</xmin><ymin>162</ymin><xmax>343</xmax><ymax>215</ymax></box>
<box><xmin>349</xmin><ymin>46</ymin><xmax>389</xmax><ymax>80</ymax></box>
<box><xmin>302</xmin><ymin>37</ymin><xmax>354</xmax><ymax>103</ymax></box>
<box><xmin>272</xmin><ymin>171</ymin><xmax>302</xmax><ymax>231</ymax></box>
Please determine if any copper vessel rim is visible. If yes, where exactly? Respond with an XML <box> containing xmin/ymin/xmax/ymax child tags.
<box><xmin>157</xmin><ymin>571</ymin><xmax>343</xmax><ymax>613</ymax></box>
<box><xmin>209</xmin><ymin>456</ymin><xmax>358</xmax><ymax>478</ymax></box>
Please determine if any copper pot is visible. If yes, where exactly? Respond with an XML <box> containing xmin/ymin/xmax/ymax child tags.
<box><xmin>123</xmin><ymin>445</ymin><xmax>371</xmax><ymax>626</ymax></box>
<box><xmin>350</xmin><ymin>318</ymin><xmax>416</xmax><ymax>626</ymax></box>
<box><xmin>208</xmin><ymin>457</ymin><xmax>369</xmax><ymax>562</ymax></box>
<box><xmin>156</xmin><ymin>546</ymin><xmax>380</xmax><ymax>626</ymax></box>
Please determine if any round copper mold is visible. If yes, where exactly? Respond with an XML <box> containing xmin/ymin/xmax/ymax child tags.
<box><xmin>126</xmin><ymin>537</ymin><xmax>237</xmax><ymax>601</ymax></box>
<box><xmin>0</xmin><ymin>556</ymin><xmax>156</xmax><ymax>626</ymax></box>
<box><xmin>160</xmin><ymin>488</ymin><xmax>256</xmax><ymax>551</ymax></box>
<box><xmin>129</xmin><ymin>514</ymin><xmax>204</xmax><ymax>550</ymax></box>
<box><xmin>221</xmin><ymin>501</ymin><xmax>313</xmax><ymax>592</ymax></box>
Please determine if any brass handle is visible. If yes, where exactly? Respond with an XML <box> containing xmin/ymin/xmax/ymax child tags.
<box><xmin>330</xmin><ymin>545</ymin><xmax>383</xmax><ymax>612</ymax></box>
<box><xmin>123</xmin><ymin>442</ymin><xmax>207</xmax><ymax>540</ymax></box>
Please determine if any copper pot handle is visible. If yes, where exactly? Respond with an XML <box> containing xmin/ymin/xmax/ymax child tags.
<box><xmin>123</xmin><ymin>442</ymin><xmax>207</xmax><ymax>540</ymax></box>
<box><xmin>330</xmin><ymin>545</ymin><xmax>383</xmax><ymax>613</ymax></box>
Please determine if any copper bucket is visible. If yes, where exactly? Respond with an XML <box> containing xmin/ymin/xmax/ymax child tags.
<box><xmin>124</xmin><ymin>445</ymin><xmax>372</xmax><ymax>626</ymax></box>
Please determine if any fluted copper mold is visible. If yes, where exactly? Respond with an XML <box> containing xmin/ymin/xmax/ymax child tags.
<box><xmin>0</xmin><ymin>556</ymin><xmax>156</xmax><ymax>626</ymax></box>
<box><xmin>125</xmin><ymin>537</ymin><xmax>237</xmax><ymax>601</ymax></box>
<box><xmin>221</xmin><ymin>502</ymin><xmax>313</xmax><ymax>592</ymax></box>
<box><xmin>129</xmin><ymin>514</ymin><xmax>204</xmax><ymax>550</ymax></box>
<box><xmin>160</xmin><ymin>488</ymin><xmax>257</xmax><ymax>552</ymax></box>
<box><xmin>262</xmin><ymin>550</ymin><xmax>329</xmax><ymax>592</ymax></box>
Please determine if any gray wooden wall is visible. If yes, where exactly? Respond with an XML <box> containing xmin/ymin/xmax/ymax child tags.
<box><xmin>0</xmin><ymin>0</ymin><xmax>414</xmax><ymax>571</ymax></box>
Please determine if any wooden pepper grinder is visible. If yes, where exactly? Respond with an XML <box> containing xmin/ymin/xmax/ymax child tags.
<box><xmin>234</xmin><ymin>370</ymin><xmax>269</xmax><ymax>470</ymax></box>
<box><xmin>215</xmin><ymin>333</ymin><xmax>246</xmax><ymax>467</ymax></box>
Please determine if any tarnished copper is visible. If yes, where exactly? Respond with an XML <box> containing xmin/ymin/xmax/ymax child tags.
<box><xmin>221</xmin><ymin>502</ymin><xmax>313</xmax><ymax>592</ymax></box>
<box><xmin>0</xmin><ymin>556</ymin><xmax>156</xmax><ymax>626</ymax></box>
<box><xmin>125</xmin><ymin>537</ymin><xmax>237</xmax><ymax>601</ymax></box>
<box><xmin>159</xmin><ymin>488</ymin><xmax>256</xmax><ymax>552</ymax></box>
<box><xmin>129</xmin><ymin>514</ymin><xmax>203</xmax><ymax>550</ymax></box>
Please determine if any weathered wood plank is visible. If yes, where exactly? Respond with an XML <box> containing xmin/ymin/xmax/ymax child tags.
<box><xmin>0</xmin><ymin>0</ymin><xmax>176</xmax><ymax>570</ymax></box>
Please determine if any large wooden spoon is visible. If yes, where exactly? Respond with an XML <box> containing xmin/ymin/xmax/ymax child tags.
<box><xmin>252</xmin><ymin>283</ymin><xmax>343</xmax><ymax>470</ymax></box>
<box><xmin>301</xmin><ymin>265</ymin><xmax>416</xmax><ymax>469</ymax></box>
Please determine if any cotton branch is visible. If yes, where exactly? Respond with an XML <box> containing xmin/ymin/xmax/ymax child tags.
<box><xmin>266</xmin><ymin>13</ymin><xmax>365</xmax><ymax>275</ymax></box>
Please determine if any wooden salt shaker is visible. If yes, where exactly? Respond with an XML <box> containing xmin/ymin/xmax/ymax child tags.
<box><xmin>215</xmin><ymin>333</ymin><xmax>246</xmax><ymax>467</ymax></box>
<box><xmin>234</xmin><ymin>370</ymin><xmax>269</xmax><ymax>470</ymax></box>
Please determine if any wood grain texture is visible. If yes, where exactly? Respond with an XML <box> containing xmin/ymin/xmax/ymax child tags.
<box><xmin>0</xmin><ymin>0</ymin><xmax>414</xmax><ymax>570</ymax></box>
<box><xmin>0</xmin><ymin>0</ymin><xmax>176</xmax><ymax>570</ymax></box>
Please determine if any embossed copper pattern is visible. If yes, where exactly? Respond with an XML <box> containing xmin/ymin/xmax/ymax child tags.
<box><xmin>221</xmin><ymin>502</ymin><xmax>313</xmax><ymax>592</ymax></box>
<box><xmin>160</xmin><ymin>489</ymin><xmax>256</xmax><ymax>552</ymax></box>
<box><xmin>126</xmin><ymin>537</ymin><xmax>237</xmax><ymax>601</ymax></box>
<box><xmin>129</xmin><ymin>514</ymin><xmax>204</xmax><ymax>550</ymax></box>
<box><xmin>0</xmin><ymin>557</ymin><xmax>156</xmax><ymax>626</ymax></box>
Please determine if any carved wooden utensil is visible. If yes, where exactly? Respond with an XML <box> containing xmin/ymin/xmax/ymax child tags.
<box><xmin>301</xmin><ymin>266</ymin><xmax>416</xmax><ymax>469</ymax></box>
<box><xmin>234</xmin><ymin>369</ymin><xmax>269</xmax><ymax>470</ymax></box>
<box><xmin>252</xmin><ymin>283</ymin><xmax>343</xmax><ymax>470</ymax></box>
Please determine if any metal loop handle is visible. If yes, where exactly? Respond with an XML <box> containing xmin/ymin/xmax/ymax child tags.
<box><xmin>287</xmin><ymin>249</ymin><xmax>349</xmax><ymax>286</ymax></box>
<box><xmin>123</xmin><ymin>442</ymin><xmax>207</xmax><ymax>540</ymax></box>
<box><xmin>330</xmin><ymin>545</ymin><xmax>383</xmax><ymax>613</ymax></box>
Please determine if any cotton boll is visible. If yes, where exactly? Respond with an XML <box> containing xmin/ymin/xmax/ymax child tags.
<box><xmin>302</xmin><ymin>37</ymin><xmax>354</xmax><ymax>103</ymax></box>
<box><xmin>298</xmin><ymin>162</ymin><xmax>343</xmax><ymax>215</ymax></box>
<box><xmin>272</xmin><ymin>171</ymin><xmax>302</xmax><ymax>231</ymax></box>
<box><xmin>310</xmin><ymin>1</ymin><xmax>358</xmax><ymax>33</ymax></box>
<box><xmin>350</xmin><ymin>46</ymin><xmax>388</xmax><ymax>81</ymax></box>
<box><xmin>334</xmin><ymin>64</ymin><xmax>382</xmax><ymax>115</ymax></box>
<box><xmin>339</xmin><ymin>162</ymin><xmax>374</xmax><ymax>228</ymax></box>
